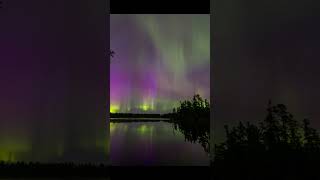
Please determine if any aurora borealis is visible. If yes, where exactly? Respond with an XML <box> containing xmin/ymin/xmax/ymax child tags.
<box><xmin>111</xmin><ymin>14</ymin><xmax>210</xmax><ymax>114</ymax></box>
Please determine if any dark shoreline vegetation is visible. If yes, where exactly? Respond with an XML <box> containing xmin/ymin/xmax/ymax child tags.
<box><xmin>213</xmin><ymin>101</ymin><xmax>320</xmax><ymax>179</ymax></box>
<box><xmin>171</xmin><ymin>94</ymin><xmax>210</xmax><ymax>154</ymax></box>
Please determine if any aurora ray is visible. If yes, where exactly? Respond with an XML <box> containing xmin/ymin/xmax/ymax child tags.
<box><xmin>111</xmin><ymin>14</ymin><xmax>210</xmax><ymax>114</ymax></box>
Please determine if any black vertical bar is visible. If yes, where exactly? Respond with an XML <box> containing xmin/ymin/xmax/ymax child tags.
<box><xmin>110</xmin><ymin>0</ymin><xmax>210</xmax><ymax>14</ymax></box>
<box><xmin>106</xmin><ymin>0</ymin><xmax>111</xmax><ymax>166</ymax></box>
<box><xmin>210</xmin><ymin>0</ymin><xmax>214</xmax><ymax>166</ymax></box>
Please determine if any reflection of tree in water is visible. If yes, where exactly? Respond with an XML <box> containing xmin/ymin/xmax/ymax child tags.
<box><xmin>171</xmin><ymin>94</ymin><xmax>210</xmax><ymax>153</ymax></box>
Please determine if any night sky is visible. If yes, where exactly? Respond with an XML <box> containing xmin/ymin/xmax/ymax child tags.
<box><xmin>212</xmin><ymin>1</ymin><xmax>320</xmax><ymax>142</ymax></box>
<box><xmin>0</xmin><ymin>1</ymin><xmax>108</xmax><ymax>162</ymax></box>
<box><xmin>110</xmin><ymin>14</ymin><xmax>210</xmax><ymax>114</ymax></box>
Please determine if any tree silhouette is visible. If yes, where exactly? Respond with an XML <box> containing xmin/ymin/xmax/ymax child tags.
<box><xmin>171</xmin><ymin>94</ymin><xmax>210</xmax><ymax>153</ymax></box>
<box><xmin>303</xmin><ymin>118</ymin><xmax>320</xmax><ymax>152</ymax></box>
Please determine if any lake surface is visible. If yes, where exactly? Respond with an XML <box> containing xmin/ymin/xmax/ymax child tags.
<box><xmin>110</xmin><ymin>120</ymin><xmax>210</xmax><ymax>166</ymax></box>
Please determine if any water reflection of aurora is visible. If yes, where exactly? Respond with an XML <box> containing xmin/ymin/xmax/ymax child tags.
<box><xmin>110</xmin><ymin>123</ymin><xmax>155</xmax><ymax>136</ymax></box>
<box><xmin>110</xmin><ymin>122</ymin><xmax>209</xmax><ymax>165</ymax></box>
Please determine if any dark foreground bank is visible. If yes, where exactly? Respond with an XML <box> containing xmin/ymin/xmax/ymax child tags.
<box><xmin>0</xmin><ymin>162</ymin><xmax>210</xmax><ymax>179</ymax></box>
<box><xmin>0</xmin><ymin>162</ymin><xmax>109</xmax><ymax>178</ymax></box>
<box><xmin>212</xmin><ymin>154</ymin><xmax>320</xmax><ymax>180</ymax></box>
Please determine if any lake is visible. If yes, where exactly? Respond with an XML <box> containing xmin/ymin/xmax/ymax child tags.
<box><xmin>110</xmin><ymin>120</ymin><xmax>210</xmax><ymax>166</ymax></box>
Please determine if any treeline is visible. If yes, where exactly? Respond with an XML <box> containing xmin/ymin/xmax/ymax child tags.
<box><xmin>171</xmin><ymin>94</ymin><xmax>210</xmax><ymax>153</ymax></box>
<box><xmin>213</xmin><ymin>101</ymin><xmax>320</xmax><ymax>179</ymax></box>
<box><xmin>110</xmin><ymin>113</ymin><xmax>162</xmax><ymax>118</ymax></box>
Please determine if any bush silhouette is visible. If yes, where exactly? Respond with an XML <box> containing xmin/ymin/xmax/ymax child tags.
<box><xmin>213</xmin><ymin>100</ymin><xmax>320</xmax><ymax>179</ymax></box>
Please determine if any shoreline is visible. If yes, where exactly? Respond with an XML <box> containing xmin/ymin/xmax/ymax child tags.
<box><xmin>110</xmin><ymin>117</ymin><xmax>172</xmax><ymax>122</ymax></box>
